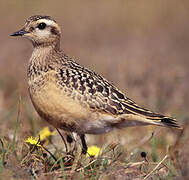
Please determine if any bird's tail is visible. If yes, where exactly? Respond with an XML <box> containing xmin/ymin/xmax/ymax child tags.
<box><xmin>114</xmin><ymin>99</ymin><xmax>182</xmax><ymax>129</ymax></box>
<box><xmin>146</xmin><ymin>116</ymin><xmax>182</xmax><ymax>129</ymax></box>
<box><xmin>116</xmin><ymin>110</ymin><xmax>182</xmax><ymax>129</ymax></box>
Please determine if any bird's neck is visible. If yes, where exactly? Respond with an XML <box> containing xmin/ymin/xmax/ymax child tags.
<box><xmin>30</xmin><ymin>41</ymin><xmax>60</xmax><ymax>63</ymax></box>
<box><xmin>28</xmin><ymin>41</ymin><xmax>61</xmax><ymax>80</ymax></box>
<box><xmin>33</xmin><ymin>39</ymin><xmax>60</xmax><ymax>52</ymax></box>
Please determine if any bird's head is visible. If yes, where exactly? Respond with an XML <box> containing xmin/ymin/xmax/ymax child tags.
<box><xmin>11</xmin><ymin>15</ymin><xmax>61</xmax><ymax>48</ymax></box>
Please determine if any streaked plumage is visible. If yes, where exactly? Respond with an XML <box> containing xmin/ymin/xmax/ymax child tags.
<box><xmin>11</xmin><ymin>15</ymin><xmax>181</xmax><ymax>153</ymax></box>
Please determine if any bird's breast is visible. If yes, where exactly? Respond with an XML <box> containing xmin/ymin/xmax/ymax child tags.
<box><xmin>29</xmin><ymin>71</ymin><xmax>97</xmax><ymax>131</ymax></box>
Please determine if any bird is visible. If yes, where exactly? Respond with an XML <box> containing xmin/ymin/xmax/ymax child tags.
<box><xmin>11</xmin><ymin>15</ymin><xmax>181</xmax><ymax>154</ymax></box>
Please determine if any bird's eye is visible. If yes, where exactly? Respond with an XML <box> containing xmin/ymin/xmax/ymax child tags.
<box><xmin>37</xmin><ymin>23</ymin><xmax>46</xmax><ymax>30</ymax></box>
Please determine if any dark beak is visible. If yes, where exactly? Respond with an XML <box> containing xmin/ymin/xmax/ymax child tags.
<box><xmin>10</xmin><ymin>29</ymin><xmax>27</xmax><ymax>36</ymax></box>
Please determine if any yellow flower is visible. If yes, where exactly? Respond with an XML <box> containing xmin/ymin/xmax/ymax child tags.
<box><xmin>38</xmin><ymin>127</ymin><xmax>55</xmax><ymax>141</ymax></box>
<box><xmin>87</xmin><ymin>145</ymin><xmax>101</xmax><ymax>157</ymax></box>
<box><xmin>25</xmin><ymin>136</ymin><xmax>41</xmax><ymax>147</ymax></box>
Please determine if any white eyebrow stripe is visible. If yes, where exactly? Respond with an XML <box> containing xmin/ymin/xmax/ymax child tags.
<box><xmin>37</xmin><ymin>19</ymin><xmax>56</xmax><ymax>27</ymax></box>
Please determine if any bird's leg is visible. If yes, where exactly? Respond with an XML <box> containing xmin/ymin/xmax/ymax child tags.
<box><xmin>71</xmin><ymin>134</ymin><xmax>87</xmax><ymax>172</ymax></box>
<box><xmin>56</xmin><ymin>128</ymin><xmax>68</xmax><ymax>153</ymax></box>
<box><xmin>80</xmin><ymin>134</ymin><xmax>88</xmax><ymax>154</ymax></box>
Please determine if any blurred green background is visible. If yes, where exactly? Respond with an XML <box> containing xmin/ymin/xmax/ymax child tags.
<box><xmin>0</xmin><ymin>0</ymin><xmax>189</xmax><ymax>178</ymax></box>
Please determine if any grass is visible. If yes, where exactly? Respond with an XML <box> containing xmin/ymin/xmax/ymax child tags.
<box><xmin>0</xmin><ymin>139</ymin><xmax>5</xmax><ymax>174</ymax></box>
<box><xmin>0</xmin><ymin>121</ymin><xmax>183</xmax><ymax>179</ymax></box>
<box><xmin>151</xmin><ymin>136</ymin><xmax>158</xmax><ymax>162</ymax></box>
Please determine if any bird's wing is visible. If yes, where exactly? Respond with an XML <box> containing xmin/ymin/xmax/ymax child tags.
<box><xmin>56</xmin><ymin>58</ymin><xmax>181</xmax><ymax>129</ymax></box>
